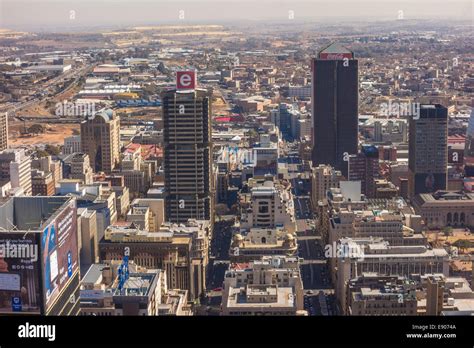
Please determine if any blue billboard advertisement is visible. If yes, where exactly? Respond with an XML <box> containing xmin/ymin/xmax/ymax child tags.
<box><xmin>41</xmin><ymin>200</ymin><xmax>78</xmax><ymax>311</ymax></box>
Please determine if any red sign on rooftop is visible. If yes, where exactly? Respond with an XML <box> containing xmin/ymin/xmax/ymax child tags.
<box><xmin>176</xmin><ymin>71</ymin><xmax>196</xmax><ymax>90</ymax></box>
<box><xmin>319</xmin><ymin>52</ymin><xmax>353</xmax><ymax>60</ymax></box>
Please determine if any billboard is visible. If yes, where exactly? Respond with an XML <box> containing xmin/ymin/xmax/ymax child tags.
<box><xmin>0</xmin><ymin>233</ymin><xmax>42</xmax><ymax>314</ymax></box>
<box><xmin>41</xmin><ymin>200</ymin><xmax>78</xmax><ymax>311</ymax></box>
<box><xmin>176</xmin><ymin>71</ymin><xmax>196</xmax><ymax>90</ymax></box>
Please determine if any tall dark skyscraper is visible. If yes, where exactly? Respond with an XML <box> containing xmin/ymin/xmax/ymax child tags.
<box><xmin>311</xmin><ymin>42</ymin><xmax>359</xmax><ymax>178</ymax></box>
<box><xmin>464</xmin><ymin>104</ymin><xmax>474</xmax><ymax>176</ymax></box>
<box><xmin>408</xmin><ymin>104</ymin><xmax>448</xmax><ymax>197</ymax></box>
<box><xmin>162</xmin><ymin>71</ymin><xmax>214</xmax><ymax>223</ymax></box>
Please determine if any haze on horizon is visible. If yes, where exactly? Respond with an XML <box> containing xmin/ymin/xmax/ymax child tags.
<box><xmin>0</xmin><ymin>0</ymin><xmax>472</xmax><ymax>32</ymax></box>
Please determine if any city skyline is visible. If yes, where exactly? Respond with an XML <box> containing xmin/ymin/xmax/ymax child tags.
<box><xmin>0</xmin><ymin>1</ymin><xmax>472</xmax><ymax>345</ymax></box>
<box><xmin>0</xmin><ymin>0</ymin><xmax>473</xmax><ymax>31</ymax></box>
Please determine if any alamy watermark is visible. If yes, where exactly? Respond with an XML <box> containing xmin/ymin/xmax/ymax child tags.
<box><xmin>380</xmin><ymin>100</ymin><xmax>420</xmax><ymax>119</ymax></box>
<box><xmin>0</xmin><ymin>241</ymin><xmax>38</xmax><ymax>262</ymax></box>
<box><xmin>219</xmin><ymin>147</ymin><xmax>255</xmax><ymax>165</ymax></box>
<box><xmin>55</xmin><ymin>100</ymin><xmax>96</xmax><ymax>117</ymax></box>
<box><xmin>324</xmin><ymin>241</ymin><xmax>365</xmax><ymax>261</ymax></box>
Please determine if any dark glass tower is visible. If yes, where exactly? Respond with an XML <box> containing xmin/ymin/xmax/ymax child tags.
<box><xmin>311</xmin><ymin>42</ymin><xmax>359</xmax><ymax>178</ymax></box>
<box><xmin>162</xmin><ymin>87</ymin><xmax>214</xmax><ymax>223</ymax></box>
<box><xmin>464</xmin><ymin>107</ymin><xmax>474</xmax><ymax>176</ymax></box>
<box><xmin>408</xmin><ymin>104</ymin><xmax>448</xmax><ymax>197</ymax></box>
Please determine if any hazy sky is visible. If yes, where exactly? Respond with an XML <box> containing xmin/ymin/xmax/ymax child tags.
<box><xmin>0</xmin><ymin>0</ymin><xmax>472</xmax><ymax>31</ymax></box>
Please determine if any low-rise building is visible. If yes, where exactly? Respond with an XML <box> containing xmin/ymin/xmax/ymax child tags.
<box><xmin>230</xmin><ymin>227</ymin><xmax>297</xmax><ymax>262</ymax></box>
<box><xmin>412</xmin><ymin>190</ymin><xmax>474</xmax><ymax>228</ymax></box>
<box><xmin>222</xmin><ymin>256</ymin><xmax>305</xmax><ymax>316</ymax></box>
<box><xmin>80</xmin><ymin>262</ymin><xmax>192</xmax><ymax>316</ymax></box>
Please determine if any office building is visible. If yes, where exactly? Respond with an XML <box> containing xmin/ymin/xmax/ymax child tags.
<box><xmin>408</xmin><ymin>104</ymin><xmax>448</xmax><ymax>197</ymax></box>
<box><xmin>100</xmin><ymin>218</ymin><xmax>211</xmax><ymax>300</ymax></box>
<box><xmin>334</xmin><ymin>237</ymin><xmax>449</xmax><ymax>307</ymax></box>
<box><xmin>348</xmin><ymin>145</ymin><xmax>380</xmax><ymax>198</ymax></box>
<box><xmin>411</xmin><ymin>190</ymin><xmax>474</xmax><ymax>228</ymax></box>
<box><xmin>222</xmin><ymin>256</ymin><xmax>305</xmax><ymax>316</ymax></box>
<box><xmin>80</xmin><ymin>109</ymin><xmax>121</xmax><ymax>173</ymax></box>
<box><xmin>273</xmin><ymin>103</ymin><xmax>298</xmax><ymax>141</ymax></box>
<box><xmin>415</xmin><ymin>274</ymin><xmax>474</xmax><ymax>315</ymax></box>
<box><xmin>32</xmin><ymin>156</ymin><xmax>62</xmax><ymax>187</ymax></box>
<box><xmin>0</xmin><ymin>149</ymin><xmax>32</xmax><ymax>195</ymax></box>
<box><xmin>80</xmin><ymin>262</ymin><xmax>192</xmax><ymax>316</ymax></box>
<box><xmin>31</xmin><ymin>171</ymin><xmax>55</xmax><ymax>196</ymax></box>
<box><xmin>77</xmin><ymin>208</ymin><xmax>99</xmax><ymax>270</ymax></box>
<box><xmin>229</xmin><ymin>228</ymin><xmax>297</xmax><ymax>262</ymax></box>
<box><xmin>0</xmin><ymin>112</ymin><xmax>8</xmax><ymax>152</ymax></box>
<box><xmin>162</xmin><ymin>72</ymin><xmax>214</xmax><ymax>223</ymax></box>
<box><xmin>80</xmin><ymin>263</ymin><xmax>162</xmax><ymax>316</ymax></box>
<box><xmin>70</xmin><ymin>153</ymin><xmax>94</xmax><ymax>185</ymax></box>
<box><xmin>311</xmin><ymin>43</ymin><xmax>358</xmax><ymax>177</ymax></box>
<box><xmin>311</xmin><ymin>164</ymin><xmax>342</xmax><ymax>209</ymax></box>
<box><xmin>239</xmin><ymin>178</ymin><xmax>296</xmax><ymax>233</ymax></box>
<box><xmin>345</xmin><ymin>273</ymin><xmax>417</xmax><ymax>316</ymax></box>
<box><xmin>464</xmin><ymin>106</ymin><xmax>474</xmax><ymax>176</ymax></box>
<box><xmin>63</xmin><ymin>135</ymin><xmax>81</xmax><ymax>155</ymax></box>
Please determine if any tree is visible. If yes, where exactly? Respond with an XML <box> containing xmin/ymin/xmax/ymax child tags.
<box><xmin>36</xmin><ymin>149</ymin><xmax>49</xmax><ymax>158</ymax></box>
<box><xmin>45</xmin><ymin>144</ymin><xmax>61</xmax><ymax>156</ymax></box>
<box><xmin>453</xmin><ymin>239</ymin><xmax>473</xmax><ymax>253</ymax></box>
<box><xmin>443</xmin><ymin>227</ymin><xmax>453</xmax><ymax>237</ymax></box>
<box><xmin>27</xmin><ymin>124</ymin><xmax>45</xmax><ymax>135</ymax></box>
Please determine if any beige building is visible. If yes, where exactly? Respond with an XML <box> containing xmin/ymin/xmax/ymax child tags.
<box><xmin>0</xmin><ymin>112</ymin><xmax>7</xmax><ymax>152</ymax></box>
<box><xmin>334</xmin><ymin>238</ymin><xmax>449</xmax><ymax>309</ymax></box>
<box><xmin>230</xmin><ymin>227</ymin><xmax>297</xmax><ymax>262</ymax></box>
<box><xmin>32</xmin><ymin>155</ymin><xmax>63</xmax><ymax>188</ymax></box>
<box><xmin>100</xmin><ymin>218</ymin><xmax>211</xmax><ymax>300</ymax></box>
<box><xmin>240</xmin><ymin>178</ymin><xmax>296</xmax><ymax>234</ymax></box>
<box><xmin>415</xmin><ymin>274</ymin><xmax>474</xmax><ymax>315</ymax></box>
<box><xmin>350</xmin><ymin>287</ymin><xmax>417</xmax><ymax>316</ymax></box>
<box><xmin>77</xmin><ymin>208</ymin><xmax>99</xmax><ymax>268</ymax></box>
<box><xmin>0</xmin><ymin>149</ymin><xmax>32</xmax><ymax>195</ymax></box>
<box><xmin>31</xmin><ymin>170</ymin><xmax>55</xmax><ymax>196</ymax></box>
<box><xmin>70</xmin><ymin>153</ymin><xmax>94</xmax><ymax>184</ymax></box>
<box><xmin>63</xmin><ymin>135</ymin><xmax>81</xmax><ymax>155</ymax></box>
<box><xmin>81</xmin><ymin>109</ymin><xmax>120</xmax><ymax>173</ymax></box>
<box><xmin>80</xmin><ymin>262</ymin><xmax>192</xmax><ymax>316</ymax></box>
<box><xmin>111</xmin><ymin>186</ymin><xmax>130</xmax><ymax>219</ymax></box>
<box><xmin>412</xmin><ymin>190</ymin><xmax>474</xmax><ymax>228</ymax></box>
<box><xmin>128</xmin><ymin>198</ymin><xmax>165</xmax><ymax>232</ymax></box>
<box><xmin>345</xmin><ymin>273</ymin><xmax>418</xmax><ymax>316</ymax></box>
<box><xmin>222</xmin><ymin>256</ymin><xmax>305</xmax><ymax>316</ymax></box>
<box><xmin>311</xmin><ymin>164</ymin><xmax>342</xmax><ymax>210</ymax></box>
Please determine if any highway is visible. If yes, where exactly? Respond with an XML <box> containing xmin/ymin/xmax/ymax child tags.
<box><xmin>4</xmin><ymin>64</ymin><xmax>92</xmax><ymax>118</ymax></box>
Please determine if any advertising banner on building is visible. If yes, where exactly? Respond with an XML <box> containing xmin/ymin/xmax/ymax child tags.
<box><xmin>41</xmin><ymin>201</ymin><xmax>78</xmax><ymax>311</ymax></box>
<box><xmin>0</xmin><ymin>233</ymin><xmax>41</xmax><ymax>314</ymax></box>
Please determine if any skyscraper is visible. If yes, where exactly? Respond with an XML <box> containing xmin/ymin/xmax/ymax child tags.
<box><xmin>80</xmin><ymin>109</ymin><xmax>120</xmax><ymax>173</ymax></box>
<box><xmin>311</xmin><ymin>42</ymin><xmax>359</xmax><ymax>178</ymax></box>
<box><xmin>408</xmin><ymin>104</ymin><xmax>448</xmax><ymax>197</ymax></box>
<box><xmin>464</xmin><ymin>104</ymin><xmax>474</xmax><ymax>176</ymax></box>
<box><xmin>0</xmin><ymin>112</ymin><xmax>8</xmax><ymax>152</ymax></box>
<box><xmin>348</xmin><ymin>144</ymin><xmax>380</xmax><ymax>198</ymax></box>
<box><xmin>162</xmin><ymin>71</ymin><xmax>214</xmax><ymax>223</ymax></box>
